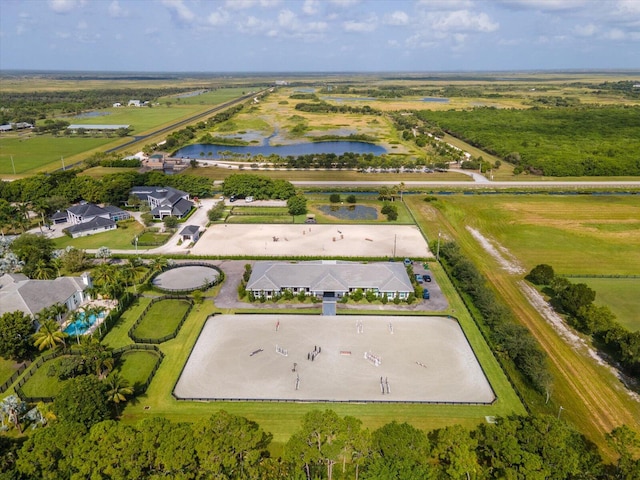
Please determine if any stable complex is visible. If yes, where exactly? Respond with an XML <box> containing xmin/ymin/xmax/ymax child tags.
<box><xmin>246</xmin><ymin>260</ymin><xmax>413</xmax><ymax>300</ymax></box>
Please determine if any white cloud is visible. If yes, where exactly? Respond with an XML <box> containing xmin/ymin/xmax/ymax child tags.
<box><xmin>224</xmin><ymin>0</ymin><xmax>282</xmax><ymax>10</ymax></box>
<box><xmin>330</xmin><ymin>0</ymin><xmax>360</xmax><ymax>6</ymax></box>
<box><xmin>77</xmin><ymin>20</ymin><xmax>88</xmax><ymax>30</ymax></box>
<box><xmin>302</xmin><ymin>0</ymin><xmax>319</xmax><ymax>15</ymax></box>
<box><xmin>161</xmin><ymin>0</ymin><xmax>195</xmax><ymax>24</ymax></box>
<box><xmin>497</xmin><ymin>0</ymin><xmax>588</xmax><ymax>11</ymax></box>
<box><xmin>207</xmin><ymin>10</ymin><xmax>230</xmax><ymax>27</ymax></box>
<box><xmin>343</xmin><ymin>15</ymin><xmax>378</xmax><ymax>33</ymax></box>
<box><xmin>573</xmin><ymin>23</ymin><xmax>598</xmax><ymax>37</ymax></box>
<box><xmin>417</xmin><ymin>0</ymin><xmax>473</xmax><ymax>10</ymax></box>
<box><xmin>385</xmin><ymin>11</ymin><xmax>409</xmax><ymax>26</ymax></box>
<box><xmin>429</xmin><ymin>10</ymin><xmax>499</xmax><ymax>33</ymax></box>
<box><xmin>604</xmin><ymin>28</ymin><xmax>626</xmax><ymax>40</ymax></box>
<box><xmin>48</xmin><ymin>0</ymin><xmax>85</xmax><ymax>14</ymax></box>
<box><xmin>108</xmin><ymin>1</ymin><xmax>128</xmax><ymax>18</ymax></box>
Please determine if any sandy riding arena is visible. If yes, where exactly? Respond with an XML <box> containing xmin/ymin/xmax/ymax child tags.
<box><xmin>174</xmin><ymin>315</ymin><xmax>495</xmax><ymax>404</ymax></box>
<box><xmin>190</xmin><ymin>224</ymin><xmax>431</xmax><ymax>258</ymax></box>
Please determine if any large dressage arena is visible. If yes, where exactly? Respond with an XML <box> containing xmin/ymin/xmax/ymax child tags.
<box><xmin>174</xmin><ymin>315</ymin><xmax>495</xmax><ymax>403</ymax></box>
<box><xmin>189</xmin><ymin>224</ymin><xmax>431</xmax><ymax>257</ymax></box>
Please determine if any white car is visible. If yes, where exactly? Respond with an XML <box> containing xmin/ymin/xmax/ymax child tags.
<box><xmin>245</xmin><ymin>196</ymin><xmax>254</xmax><ymax>203</ymax></box>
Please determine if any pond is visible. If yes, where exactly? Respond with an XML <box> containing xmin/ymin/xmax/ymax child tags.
<box><xmin>421</xmin><ymin>97</ymin><xmax>450</xmax><ymax>103</ymax></box>
<box><xmin>318</xmin><ymin>205</ymin><xmax>378</xmax><ymax>220</ymax></box>
<box><xmin>173</xmin><ymin>141</ymin><xmax>387</xmax><ymax>159</ymax></box>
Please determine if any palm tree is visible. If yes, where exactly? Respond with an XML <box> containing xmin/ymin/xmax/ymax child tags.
<box><xmin>32</xmin><ymin>320</ymin><xmax>67</xmax><ymax>351</ymax></box>
<box><xmin>92</xmin><ymin>264</ymin><xmax>120</xmax><ymax>298</ymax></box>
<box><xmin>68</xmin><ymin>309</ymin><xmax>86</xmax><ymax>345</ymax></box>
<box><xmin>32</xmin><ymin>259</ymin><xmax>55</xmax><ymax>280</ymax></box>
<box><xmin>150</xmin><ymin>256</ymin><xmax>168</xmax><ymax>274</ymax></box>
<box><xmin>105</xmin><ymin>373</ymin><xmax>134</xmax><ymax>417</ymax></box>
<box><xmin>79</xmin><ymin>336</ymin><xmax>114</xmax><ymax>378</ymax></box>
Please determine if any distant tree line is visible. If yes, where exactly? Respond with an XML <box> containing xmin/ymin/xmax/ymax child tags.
<box><xmin>438</xmin><ymin>241</ymin><xmax>552</xmax><ymax>393</ymax></box>
<box><xmin>294</xmin><ymin>101</ymin><xmax>381</xmax><ymax>115</ymax></box>
<box><xmin>221</xmin><ymin>174</ymin><xmax>296</xmax><ymax>200</ymax></box>
<box><xmin>0</xmin><ymin>87</ymin><xmax>185</xmax><ymax>125</ymax></box>
<box><xmin>416</xmin><ymin>105</ymin><xmax>640</xmax><ymax>176</ymax></box>
<box><xmin>2</xmin><ymin>407</ymin><xmax>635</xmax><ymax>479</ymax></box>
<box><xmin>528</xmin><ymin>264</ymin><xmax>640</xmax><ymax>381</ymax></box>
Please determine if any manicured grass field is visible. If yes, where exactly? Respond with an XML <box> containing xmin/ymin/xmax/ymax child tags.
<box><xmin>430</xmin><ymin>194</ymin><xmax>640</xmax><ymax>275</ymax></box>
<box><xmin>576</xmin><ymin>277</ymin><xmax>640</xmax><ymax>331</ymax></box>
<box><xmin>231</xmin><ymin>206</ymin><xmax>290</xmax><ymax>216</ymax></box>
<box><xmin>115</xmin><ymin>350</ymin><xmax>162</xmax><ymax>393</ymax></box>
<box><xmin>53</xmin><ymin>221</ymin><xmax>145</xmax><ymax>250</ymax></box>
<box><xmin>131</xmin><ymin>299</ymin><xmax>191</xmax><ymax>340</ymax></box>
<box><xmin>0</xmin><ymin>136</ymin><xmax>114</xmax><ymax>174</ymax></box>
<box><xmin>20</xmin><ymin>356</ymin><xmax>67</xmax><ymax>398</ymax></box>
<box><xmin>137</xmin><ymin>230</ymin><xmax>172</xmax><ymax>245</ymax></box>
<box><xmin>226</xmin><ymin>215</ymin><xmax>294</xmax><ymax>224</ymax></box>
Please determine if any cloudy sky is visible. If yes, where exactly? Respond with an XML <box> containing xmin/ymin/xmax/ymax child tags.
<box><xmin>1</xmin><ymin>0</ymin><xmax>639</xmax><ymax>72</ymax></box>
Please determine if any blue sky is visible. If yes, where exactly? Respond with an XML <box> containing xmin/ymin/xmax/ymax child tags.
<box><xmin>1</xmin><ymin>0</ymin><xmax>639</xmax><ymax>72</ymax></box>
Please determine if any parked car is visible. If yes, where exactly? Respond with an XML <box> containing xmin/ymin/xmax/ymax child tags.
<box><xmin>422</xmin><ymin>289</ymin><xmax>430</xmax><ymax>300</ymax></box>
<box><xmin>403</xmin><ymin>258</ymin><xmax>412</xmax><ymax>266</ymax></box>
<box><xmin>415</xmin><ymin>274</ymin><xmax>423</xmax><ymax>283</ymax></box>
<box><xmin>245</xmin><ymin>196</ymin><xmax>254</xmax><ymax>203</ymax></box>
<box><xmin>229</xmin><ymin>195</ymin><xmax>237</xmax><ymax>202</ymax></box>
<box><xmin>422</xmin><ymin>274</ymin><xmax>432</xmax><ymax>282</ymax></box>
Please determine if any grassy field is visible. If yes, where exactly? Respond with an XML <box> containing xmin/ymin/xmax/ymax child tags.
<box><xmin>0</xmin><ymin>136</ymin><xmax>115</xmax><ymax>174</ymax></box>
<box><xmin>53</xmin><ymin>221</ymin><xmax>146</xmax><ymax>250</ymax></box>
<box><xmin>575</xmin><ymin>277</ymin><xmax>640</xmax><ymax>331</ymax></box>
<box><xmin>19</xmin><ymin>356</ymin><xmax>67</xmax><ymax>398</ymax></box>
<box><xmin>429</xmin><ymin>194</ymin><xmax>640</xmax><ymax>275</ymax></box>
<box><xmin>305</xmin><ymin>193</ymin><xmax>414</xmax><ymax>224</ymax></box>
<box><xmin>0</xmin><ymin>357</ymin><xmax>21</xmax><ymax>387</ymax></box>
<box><xmin>132</xmin><ymin>299</ymin><xmax>192</xmax><ymax>340</ymax></box>
<box><xmin>404</xmin><ymin>194</ymin><xmax>640</xmax><ymax>457</ymax></box>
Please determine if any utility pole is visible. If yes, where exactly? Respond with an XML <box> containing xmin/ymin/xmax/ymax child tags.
<box><xmin>436</xmin><ymin>231</ymin><xmax>441</xmax><ymax>261</ymax></box>
<box><xmin>61</xmin><ymin>156</ymin><xmax>65</xmax><ymax>171</ymax></box>
<box><xmin>558</xmin><ymin>405</ymin><xmax>564</xmax><ymax>420</ymax></box>
<box><xmin>10</xmin><ymin>155</ymin><xmax>16</xmax><ymax>175</ymax></box>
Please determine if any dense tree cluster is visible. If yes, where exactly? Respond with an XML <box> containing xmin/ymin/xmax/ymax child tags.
<box><xmin>416</xmin><ymin>106</ymin><xmax>640</xmax><ymax>176</ymax></box>
<box><xmin>295</xmin><ymin>101</ymin><xmax>381</xmax><ymax>115</ymax></box>
<box><xmin>222</xmin><ymin>174</ymin><xmax>296</xmax><ymax>200</ymax></box>
<box><xmin>439</xmin><ymin>241</ymin><xmax>551</xmax><ymax>393</ymax></box>
<box><xmin>2</xmin><ymin>408</ymin><xmax>632</xmax><ymax>479</ymax></box>
<box><xmin>528</xmin><ymin>265</ymin><xmax>640</xmax><ymax>381</ymax></box>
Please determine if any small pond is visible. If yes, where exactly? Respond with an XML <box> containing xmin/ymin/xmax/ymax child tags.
<box><xmin>318</xmin><ymin>205</ymin><xmax>378</xmax><ymax>220</ymax></box>
<box><xmin>421</xmin><ymin>97</ymin><xmax>449</xmax><ymax>103</ymax></box>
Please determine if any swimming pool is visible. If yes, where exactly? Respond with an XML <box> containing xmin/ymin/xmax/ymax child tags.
<box><xmin>63</xmin><ymin>311</ymin><xmax>104</xmax><ymax>336</ymax></box>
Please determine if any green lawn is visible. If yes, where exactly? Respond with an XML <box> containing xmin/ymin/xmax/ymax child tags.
<box><xmin>576</xmin><ymin>277</ymin><xmax>640</xmax><ymax>331</ymax></box>
<box><xmin>137</xmin><ymin>230</ymin><xmax>172</xmax><ymax>245</ymax></box>
<box><xmin>0</xmin><ymin>136</ymin><xmax>114</xmax><ymax>174</ymax></box>
<box><xmin>430</xmin><ymin>195</ymin><xmax>640</xmax><ymax>275</ymax></box>
<box><xmin>115</xmin><ymin>350</ymin><xmax>162</xmax><ymax>393</ymax></box>
<box><xmin>102</xmin><ymin>297</ymin><xmax>151</xmax><ymax>349</ymax></box>
<box><xmin>231</xmin><ymin>206</ymin><xmax>290</xmax><ymax>216</ymax></box>
<box><xmin>160</xmin><ymin>88</ymin><xmax>249</xmax><ymax>106</ymax></box>
<box><xmin>0</xmin><ymin>357</ymin><xmax>20</xmax><ymax>387</ymax></box>
<box><xmin>132</xmin><ymin>299</ymin><xmax>191</xmax><ymax>341</ymax></box>
<box><xmin>226</xmin><ymin>215</ymin><xmax>294</xmax><ymax>224</ymax></box>
<box><xmin>304</xmin><ymin>194</ymin><xmax>413</xmax><ymax>224</ymax></box>
<box><xmin>53</xmin><ymin>221</ymin><xmax>146</xmax><ymax>250</ymax></box>
<box><xmin>19</xmin><ymin>356</ymin><xmax>68</xmax><ymax>398</ymax></box>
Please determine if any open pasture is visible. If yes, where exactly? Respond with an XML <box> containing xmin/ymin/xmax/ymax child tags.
<box><xmin>429</xmin><ymin>194</ymin><xmax>640</xmax><ymax>275</ymax></box>
<box><xmin>575</xmin><ymin>277</ymin><xmax>640</xmax><ymax>332</ymax></box>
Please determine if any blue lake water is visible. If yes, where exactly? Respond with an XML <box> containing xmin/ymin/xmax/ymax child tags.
<box><xmin>174</xmin><ymin>141</ymin><xmax>387</xmax><ymax>159</ymax></box>
<box><xmin>421</xmin><ymin>97</ymin><xmax>449</xmax><ymax>103</ymax></box>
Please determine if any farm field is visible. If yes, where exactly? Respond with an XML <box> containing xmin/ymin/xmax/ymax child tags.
<box><xmin>576</xmin><ymin>277</ymin><xmax>640</xmax><ymax>332</ymax></box>
<box><xmin>427</xmin><ymin>194</ymin><xmax>640</xmax><ymax>275</ymax></box>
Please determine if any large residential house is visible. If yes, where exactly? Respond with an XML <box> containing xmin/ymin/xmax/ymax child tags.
<box><xmin>129</xmin><ymin>186</ymin><xmax>194</xmax><ymax>219</ymax></box>
<box><xmin>0</xmin><ymin>272</ymin><xmax>92</xmax><ymax>318</ymax></box>
<box><xmin>63</xmin><ymin>203</ymin><xmax>130</xmax><ymax>238</ymax></box>
<box><xmin>246</xmin><ymin>260</ymin><xmax>414</xmax><ymax>300</ymax></box>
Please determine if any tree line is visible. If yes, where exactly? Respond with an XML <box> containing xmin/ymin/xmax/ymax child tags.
<box><xmin>527</xmin><ymin>264</ymin><xmax>640</xmax><ymax>381</ymax></box>
<box><xmin>438</xmin><ymin>241</ymin><xmax>551</xmax><ymax>394</ymax></box>
<box><xmin>2</xmin><ymin>407</ymin><xmax>637</xmax><ymax>479</ymax></box>
<box><xmin>0</xmin><ymin>87</ymin><xmax>185</xmax><ymax>125</ymax></box>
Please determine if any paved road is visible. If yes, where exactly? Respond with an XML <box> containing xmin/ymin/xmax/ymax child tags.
<box><xmin>289</xmin><ymin>180</ymin><xmax>640</xmax><ymax>188</ymax></box>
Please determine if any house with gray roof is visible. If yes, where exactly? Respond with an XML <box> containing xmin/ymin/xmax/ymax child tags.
<box><xmin>129</xmin><ymin>186</ymin><xmax>193</xmax><ymax>220</ymax></box>
<box><xmin>179</xmin><ymin>225</ymin><xmax>200</xmax><ymax>243</ymax></box>
<box><xmin>0</xmin><ymin>272</ymin><xmax>92</xmax><ymax>317</ymax></box>
<box><xmin>63</xmin><ymin>202</ymin><xmax>130</xmax><ymax>238</ymax></box>
<box><xmin>246</xmin><ymin>260</ymin><xmax>414</xmax><ymax>300</ymax></box>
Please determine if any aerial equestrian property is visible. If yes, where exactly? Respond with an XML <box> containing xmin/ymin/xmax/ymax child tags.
<box><xmin>62</xmin><ymin>203</ymin><xmax>131</xmax><ymax>238</ymax></box>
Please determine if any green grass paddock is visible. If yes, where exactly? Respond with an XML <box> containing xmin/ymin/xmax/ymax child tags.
<box><xmin>132</xmin><ymin>299</ymin><xmax>191</xmax><ymax>340</ymax></box>
<box><xmin>19</xmin><ymin>356</ymin><xmax>67</xmax><ymax>399</ymax></box>
<box><xmin>115</xmin><ymin>350</ymin><xmax>162</xmax><ymax>393</ymax></box>
<box><xmin>575</xmin><ymin>277</ymin><xmax>640</xmax><ymax>332</ymax></box>
<box><xmin>53</xmin><ymin>222</ymin><xmax>146</xmax><ymax>250</ymax></box>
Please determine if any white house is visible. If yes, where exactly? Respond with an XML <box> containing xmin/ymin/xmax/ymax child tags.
<box><xmin>128</xmin><ymin>99</ymin><xmax>141</xmax><ymax>107</ymax></box>
<box><xmin>63</xmin><ymin>203</ymin><xmax>130</xmax><ymax>238</ymax></box>
<box><xmin>113</xmin><ymin>102</ymin><xmax>122</xmax><ymax>107</ymax></box>
<box><xmin>0</xmin><ymin>272</ymin><xmax>92</xmax><ymax>317</ymax></box>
